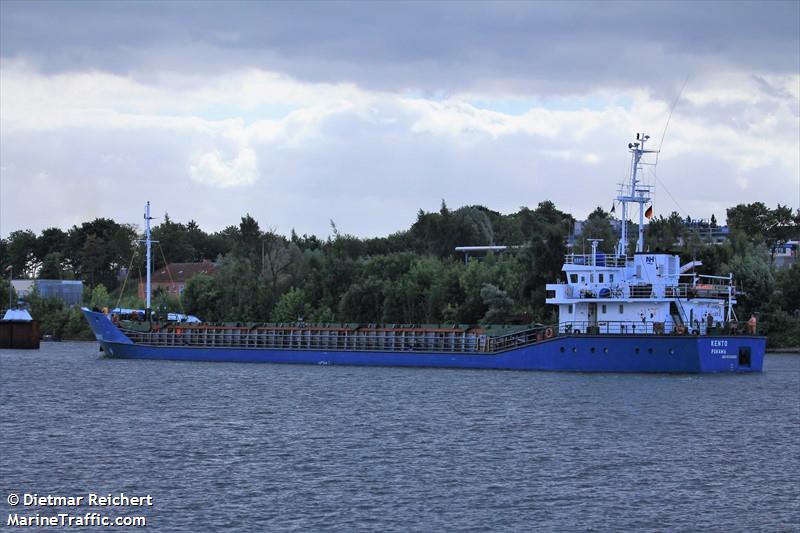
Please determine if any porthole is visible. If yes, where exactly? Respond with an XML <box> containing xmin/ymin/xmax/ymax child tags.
<box><xmin>669</xmin><ymin>348</ymin><xmax>675</xmax><ymax>355</ymax></box>
<box><xmin>603</xmin><ymin>348</ymin><xmax>609</xmax><ymax>353</ymax></box>
<box><xmin>635</xmin><ymin>348</ymin><xmax>640</xmax><ymax>354</ymax></box>
<box><xmin>560</xmin><ymin>347</ymin><xmax>565</xmax><ymax>353</ymax></box>
<box><xmin>648</xmin><ymin>348</ymin><xmax>654</xmax><ymax>354</ymax></box>
<box><xmin>590</xmin><ymin>347</ymin><xmax>596</xmax><ymax>353</ymax></box>
<box><xmin>572</xmin><ymin>347</ymin><xmax>577</xmax><ymax>353</ymax></box>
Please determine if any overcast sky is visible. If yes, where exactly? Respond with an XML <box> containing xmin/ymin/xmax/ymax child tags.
<box><xmin>1</xmin><ymin>1</ymin><xmax>798</xmax><ymax>239</ymax></box>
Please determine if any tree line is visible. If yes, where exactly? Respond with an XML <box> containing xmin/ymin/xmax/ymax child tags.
<box><xmin>1</xmin><ymin>201</ymin><xmax>798</xmax><ymax>347</ymax></box>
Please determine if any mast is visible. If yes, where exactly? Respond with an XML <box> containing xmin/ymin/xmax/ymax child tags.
<box><xmin>144</xmin><ymin>201</ymin><xmax>153</xmax><ymax>311</ymax></box>
<box><xmin>616</xmin><ymin>133</ymin><xmax>657</xmax><ymax>256</ymax></box>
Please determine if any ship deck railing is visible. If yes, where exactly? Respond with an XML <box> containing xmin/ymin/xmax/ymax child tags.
<box><xmin>123</xmin><ymin>327</ymin><xmax>493</xmax><ymax>353</ymax></box>
<box><xmin>657</xmin><ymin>283</ymin><xmax>731</xmax><ymax>299</ymax></box>
<box><xmin>122</xmin><ymin>325</ymin><xmax>557</xmax><ymax>354</ymax></box>
<box><xmin>563</xmin><ymin>253</ymin><xmax>629</xmax><ymax>268</ymax></box>
<box><xmin>120</xmin><ymin>318</ymin><xmax>755</xmax><ymax>353</ymax></box>
<box><xmin>558</xmin><ymin>320</ymin><xmax>752</xmax><ymax>336</ymax></box>
<box><xmin>554</xmin><ymin>282</ymin><xmax>732</xmax><ymax>299</ymax></box>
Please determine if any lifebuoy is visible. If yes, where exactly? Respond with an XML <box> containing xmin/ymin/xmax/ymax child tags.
<box><xmin>573</xmin><ymin>329</ymin><xmax>581</xmax><ymax>335</ymax></box>
<box><xmin>544</xmin><ymin>327</ymin><xmax>554</xmax><ymax>339</ymax></box>
<box><xmin>675</xmin><ymin>325</ymin><xmax>686</xmax><ymax>335</ymax></box>
<box><xmin>691</xmin><ymin>329</ymin><xmax>700</xmax><ymax>336</ymax></box>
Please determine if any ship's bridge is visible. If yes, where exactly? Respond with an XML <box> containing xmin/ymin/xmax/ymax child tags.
<box><xmin>541</xmin><ymin>133</ymin><xmax>739</xmax><ymax>336</ymax></box>
<box><xmin>546</xmin><ymin>253</ymin><xmax>696</xmax><ymax>302</ymax></box>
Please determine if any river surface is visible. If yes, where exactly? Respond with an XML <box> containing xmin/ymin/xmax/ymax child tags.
<box><xmin>1</xmin><ymin>342</ymin><xmax>798</xmax><ymax>532</ymax></box>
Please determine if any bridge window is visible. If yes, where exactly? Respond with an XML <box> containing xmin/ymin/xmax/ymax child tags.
<box><xmin>570</xmin><ymin>274</ymin><xmax>578</xmax><ymax>283</ymax></box>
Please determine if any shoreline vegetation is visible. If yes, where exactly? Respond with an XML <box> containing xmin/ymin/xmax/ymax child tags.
<box><xmin>2</xmin><ymin>201</ymin><xmax>798</xmax><ymax>348</ymax></box>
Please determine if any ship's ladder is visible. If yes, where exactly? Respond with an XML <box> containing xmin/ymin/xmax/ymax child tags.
<box><xmin>669</xmin><ymin>300</ymin><xmax>686</xmax><ymax>331</ymax></box>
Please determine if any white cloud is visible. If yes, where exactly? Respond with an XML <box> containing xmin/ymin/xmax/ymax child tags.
<box><xmin>0</xmin><ymin>61</ymin><xmax>797</xmax><ymax>237</ymax></box>
<box><xmin>189</xmin><ymin>145</ymin><xmax>258</xmax><ymax>188</ymax></box>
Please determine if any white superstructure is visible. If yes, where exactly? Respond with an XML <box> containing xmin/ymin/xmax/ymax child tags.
<box><xmin>546</xmin><ymin>134</ymin><xmax>737</xmax><ymax>335</ymax></box>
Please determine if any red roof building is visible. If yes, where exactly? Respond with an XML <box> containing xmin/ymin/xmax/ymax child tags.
<box><xmin>138</xmin><ymin>261</ymin><xmax>216</xmax><ymax>299</ymax></box>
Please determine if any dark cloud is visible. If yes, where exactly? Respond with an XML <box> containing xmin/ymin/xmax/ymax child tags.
<box><xmin>2</xmin><ymin>1</ymin><xmax>797</xmax><ymax>96</ymax></box>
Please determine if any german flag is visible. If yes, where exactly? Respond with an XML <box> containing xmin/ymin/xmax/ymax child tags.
<box><xmin>645</xmin><ymin>205</ymin><xmax>653</xmax><ymax>220</ymax></box>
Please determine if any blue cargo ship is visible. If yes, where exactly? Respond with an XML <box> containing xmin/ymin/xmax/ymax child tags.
<box><xmin>83</xmin><ymin>133</ymin><xmax>765</xmax><ymax>372</ymax></box>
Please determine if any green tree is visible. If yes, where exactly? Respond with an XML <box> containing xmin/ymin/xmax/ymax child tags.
<box><xmin>261</xmin><ymin>231</ymin><xmax>303</xmax><ymax>299</ymax></box>
<box><xmin>578</xmin><ymin>207</ymin><xmax>618</xmax><ymax>254</ymax></box>
<box><xmin>339</xmin><ymin>278</ymin><xmax>385</xmax><ymax>323</ymax></box>
<box><xmin>271</xmin><ymin>287</ymin><xmax>310</xmax><ymax>322</ymax></box>
<box><xmin>67</xmin><ymin>218</ymin><xmax>137</xmax><ymax>290</ymax></box>
<box><xmin>727</xmin><ymin>203</ymin><xmax>798</xmax><ymax>259</ymax></box>
<box><xmin>5</xmin><ymin>230</ymin><xmax>40</xmax><ymax>278</ymax></box>
<box><xmin>481</xmin><ymin>283</ymin><xmax>514</xmax><ymax>323</ymax></box>
<box><xmin>721</xmin><ymin>242</ymin><xmax>773</xmax><ymax>318</ymax></box>
<box><xmin>409</xmin><ymin>202</ymin><xmax>496</xmax><ymax>258</ymax></box>
<box><xmin>89</xmin><ymin>284</ymin><xmax>111</xmax><ymax>310</ymax></box>
<box><xmin>646</xmin><ymin>211</ymin><xmax>685</xmax><ymax>251</ymax></box>
<box><xmin>183</xmin><ymin>273</ymin><xmax>221</xmax><ymax>321</ymax></box>
<box><xmin>151</xmin><ymin>213</ymin><xmax>197</xmax><ymax>268</ymax></box>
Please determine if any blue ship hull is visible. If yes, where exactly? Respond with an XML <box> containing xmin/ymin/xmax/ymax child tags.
<box><xmin>83</xmin><ymin>310</ymin><xmax>765</xmax><ymax>373</ymax></box>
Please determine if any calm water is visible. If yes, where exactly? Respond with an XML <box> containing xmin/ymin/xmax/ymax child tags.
<box><xmin>1</xmin><ymin>342</ymin><xmax>798</xmax><ymax>532</ymax></box>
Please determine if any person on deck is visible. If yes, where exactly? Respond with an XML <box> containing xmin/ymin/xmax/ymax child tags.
<box><xmin>747</xmin><ymin>315</ymin><xmax>757</xmax><ymax>335</ymax></box>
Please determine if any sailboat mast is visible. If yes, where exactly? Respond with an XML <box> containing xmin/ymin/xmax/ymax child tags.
<box><xmin>145</xmin><ymin>201</ymin><xmax>152</xmax><ymax>311</ymax></box>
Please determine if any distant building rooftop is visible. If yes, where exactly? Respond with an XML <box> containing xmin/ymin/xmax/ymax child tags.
<box><xmin>151</xmin><ymin>262</ymin><xmax>217</xmax><ymax>283</ymax></box>
<box><xmin>2</xmin><ymin>309</ymin><xmax>33</xmax><ymax>321</ymax></box>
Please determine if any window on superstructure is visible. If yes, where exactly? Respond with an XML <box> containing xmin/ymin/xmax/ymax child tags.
<box><xmin>610</xmin><ymin>274</ymin><xmax>614</xmax><ymax>282</ymax></box>
<box><xmin>581</xmin><ymin>276</ymin><xmax>586</xmax><ymax>283</ymax></box>
<box><xmin>590</xmin><ymin>274</ymin><xmax>594</xmax><ymax>283</ymax></box>
<box><xmin>570</xmin><ymin>274</ymin><xmax>578</xmax><ymax>283</ymax></box>
<box><xmin>599</xmin><ymin>273</ymin><xmax>604</xmax><ymax>283</ymax></box>
<box><xmin>601</xmin><ymin>304</ymin><xmax>607</xmax><ymax>314</ymax></box>
<box><xmin>619</xmin><ymin>304</ymin><xmax>624</xmax><ymax>314</ymax></box>
<box><xmin>568</xmin><ymin>305</ymin><xmax>573</xmax><ymax>314</ymax></box>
